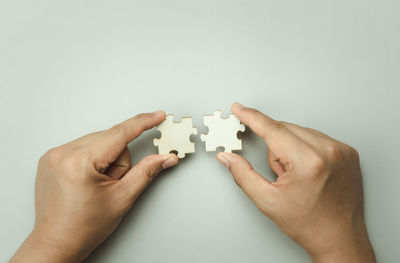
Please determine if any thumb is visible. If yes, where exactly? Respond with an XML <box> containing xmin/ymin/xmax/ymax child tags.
<box><xmin>120</xmin><ymin>153</ymin><xmax>179</xmax><ymax>201</ymax></box>
<box><xmin>216</xmin><ymin>152</ymin><xmax>275</xmax><ymax>204</ymax></box>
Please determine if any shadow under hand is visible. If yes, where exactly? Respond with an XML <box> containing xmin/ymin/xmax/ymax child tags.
<box><xmin>237</xmin><ymin>127</ymin><xmax>277</xmax><ymax>182</ymax></box>
<box><xmin>84</xmin><ymin>130</ymin><xmax>193</xmax><ymax>262</ymax></box>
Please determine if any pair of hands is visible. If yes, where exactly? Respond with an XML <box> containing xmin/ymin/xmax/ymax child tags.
<box><xmin>11</xmin><ymin>103</ymin><xmax>375</xmax><ymax>263</ymax></box>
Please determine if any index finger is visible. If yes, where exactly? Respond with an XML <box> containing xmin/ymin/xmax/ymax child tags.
<box><xmin>92</xmin><ymin>110</ymin><xmax>166</xmax><ymax>168</ymax></box>
<box><xmin>231</xmin><ymin>103</ymin><xmax>309</xmax><ymax>162</ymax></box>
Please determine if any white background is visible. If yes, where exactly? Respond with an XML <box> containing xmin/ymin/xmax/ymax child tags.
<box><xmin>1</xmin><ymin>0</ymin><xmax>399</xmax><ymax>262</ymax></box>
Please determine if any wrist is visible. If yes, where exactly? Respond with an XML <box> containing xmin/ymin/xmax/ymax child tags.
<box><xmin>308</xmin><ymin>229</ymin><xmax>376</xmax><ymax>263</ymax></box>
<box><xmin>10</xmin><ymin>228</ymin><xmax>88</xmax><ymax>263</ymax></box>
<box><xmin>311</xmin><ymin>243</ymin><xmax>375</xmax><ymax>263</ymax></box>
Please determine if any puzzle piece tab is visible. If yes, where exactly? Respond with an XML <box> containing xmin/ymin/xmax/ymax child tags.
<box><xmin>201</xmin><ymin>111</ymin><xmax>245</xmax><ymax>152</ymax></box>
<box><xmin>153</xmin><ymin>115</ymin><xmax>197</xmax><ymax>158</ymax></box>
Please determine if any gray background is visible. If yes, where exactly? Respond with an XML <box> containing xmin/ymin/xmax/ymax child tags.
<box><xmin>0</xmin><ymin>0</ymin><xmax>399</xmax><ymax>262</ymax></box>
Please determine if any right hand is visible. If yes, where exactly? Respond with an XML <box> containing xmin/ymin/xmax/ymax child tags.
<box><xmin>217</xmin><ymin>103</ymin><xmax>375</xmax><ymax>263</ymax></box>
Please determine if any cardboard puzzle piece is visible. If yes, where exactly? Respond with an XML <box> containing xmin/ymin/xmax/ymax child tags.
<box><xmin>200</xmin><ymin>110</ymin><xmax>245</xmax><ymax>152</ymax></box>
<box><xmin>153</xmin><ymin>115</ymin><xmax>198</xmax><ymax>158</ymax></box>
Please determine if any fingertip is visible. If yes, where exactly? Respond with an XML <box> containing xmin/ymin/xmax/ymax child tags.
<box><xmin>161</xmin><ymin>153</ymin><xmax>179</xmax><ymax>169</ymax></box>
<box><xmin>153</xmin><ymin>110</ymin><xmax>166</xmax><ymax>120</ymax></box>
<box><xmin>217</xmin><ymin>152</ymin><xmax>250</xmax><ymax>170</ymax></box>
<box><xmin>218</xmin><ymin>152</ymin><xmax>240</xmax><ymax>161</ymax></box>
<box><xmin>216</xmin><ymin>152</ymin><xmax>230</xmax><ymax>168</ymax></box>
<box><xmin>232</xmin><ymin>102</ymin><xmax>245</xmax><ymax>114</ymax></box>
<box><xmin>150</xmin><ymin>110</ymin><xmax>166</xmax><ymax>127</ymax></box>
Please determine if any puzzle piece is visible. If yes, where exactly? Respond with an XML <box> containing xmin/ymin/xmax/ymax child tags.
<box><xmin>153</xmin><ymin>115</ymin><xmax>197</xmax><ymax>158</ymax></box>
<box><xmin>201</xmin><ymin>111</ymin><xmax>245</xmax><ymax>152</ymax></box>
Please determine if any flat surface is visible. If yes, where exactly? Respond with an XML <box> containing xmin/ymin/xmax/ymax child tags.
<box><xmin>0</xmin><ymin>1</ymin><xmax>399</xmax><ymax>262</ymax></box>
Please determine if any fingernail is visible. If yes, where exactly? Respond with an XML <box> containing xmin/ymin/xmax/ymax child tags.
<box><xmin>152</xmin><ymin>110</ymin><xmax>164</xmax><ymax>116</ymax></box>
<box><xmin>216</xmin><ymin>153</ymin><xmax>230</xmax><ymax>168</ymax></box>
<box><xmin>235</xmin><ymin>102</ymin><xmax>245</xmax><ymax>109</ymax></box>
<box><xmin>162</xmin><ymin>156</ymin><xmax>178</xmax><ymax>169</ymax></box>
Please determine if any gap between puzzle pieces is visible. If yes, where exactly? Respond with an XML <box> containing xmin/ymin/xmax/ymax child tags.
<box><xmin>153</xmin><ymin>111</ymin><xmax>245</xmax><ymax>158</ymax></box>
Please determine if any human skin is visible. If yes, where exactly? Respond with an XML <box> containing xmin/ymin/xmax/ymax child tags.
<box><xmin>10</xmin><ymin>110</ymin><xmax>179</xmax><ymax>263</ymax></box>
<box><xmin>10</xmin><ymin>104</ymin><xmax>376</xmax><ymax>262</ymax></box>
<box><xmin>216</xmin><ymin>103</ymin><xmax>376</xmax><ymax>263</ymax></box>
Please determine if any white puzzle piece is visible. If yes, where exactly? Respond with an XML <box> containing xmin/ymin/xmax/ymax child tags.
<box><xmin>201</xmin><ymin>110</ymin><xmax>245</xmax><ymax>152</ymax></box>
<box><xmin>153</xmin><ymin>115</ymin><xmax>198</xmax><ymax>158</ymax></box>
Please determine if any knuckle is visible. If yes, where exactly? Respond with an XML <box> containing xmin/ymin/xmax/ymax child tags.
<box><xmin>61</xmin><ymin>155</ymin><xmax>79</xmax><ymax>172</ymax></box>
<box><xmin>248</xmin><ymin>107</ymin><xmax>267</xmax><ymax>120</ymax></box>
<box><xmin>44</xmin><ymin>147</ymin><xmax>63</xmax><ymax>164</ymax></box>
<box><xmin>347</xmin><ymin>145</ymin><xmax>360</xmax><ymax>160</ymax></box>
<box><xmin>61</xmin><ymin>149</ymin><xmax>90</xmax><ymax>173</ymax></box>
<box><xmin>140</xmin><ymin>165</ymin><xmax>160</xmax><ymax>181</ymax></box>
<box><xmin>262</xmin><ymin>120</ymin><xmax>283</xmax><ymax>139</ymax></box>
<box><xmin>307</xmin><ymin>152</ymin><xmax>326</xmax><ymax>176</ymax></box>
<box><xmin>271</xmin><ymin>120</ymin><xmax>284</xmax><ymax>129</ymax></box>
<box><xmin>232</xmin><ymin>170</ymin><xmax>250</xmax><ymax>187</ymax></box>
<box><xmin>233</xmin><ymin>174</ymin><xmax>243</xmax><ymax>187</ymax></box>
<box><xmin>134</xmin><ymin>113</ymin><xmax>148</xmax><ymax>122</ymax></box>
<box><xmin>324</xmin><ymin>141</ymin><xmax>342</xmax><ymax>160</ymax></box>
<box><xmin>280</xmin><ymin>121</ymin><xmax>293</xmax><ymax>128</ymax></box>
<box><xmin>109</xmin><ymin>123</ymin><xmax>125</xmax><ymax>135</ymax></box>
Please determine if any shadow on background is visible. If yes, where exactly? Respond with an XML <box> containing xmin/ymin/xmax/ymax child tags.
<box><xmin>84</xmin><ymin>124</ymin><xmax>275</xmax><ymax>262</ymax></box>
<box><xmin>84</xmin><ymin>129</ymin><xmax>194</xmax><ymax>262</ymax></box>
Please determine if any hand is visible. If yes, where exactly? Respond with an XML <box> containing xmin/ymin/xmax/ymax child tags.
<box><xmin>217</xmin><ymin>103</ymin><xmax>376</xmax><ymax>263</ymax></box>
<box><xmin>10</xmin><ymin>111</ymin><xmax>179</xmax><ymax>263</ymax></box>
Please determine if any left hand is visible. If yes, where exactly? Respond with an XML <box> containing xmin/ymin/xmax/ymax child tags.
<box><xmin>10</xmin><ymin>110</ymin><xmax>179</xmax><ymax>263</ymax></box>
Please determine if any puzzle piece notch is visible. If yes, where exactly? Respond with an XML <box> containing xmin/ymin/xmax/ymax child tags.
<box><xmin>153</xmin><ymin>114</ymin><xmax>197</xmax><ymax>158</ymax></box>
<box><xmin>200</xmin><ymin>110</ymin><xmax>245</xmax><ymax>153</ymax></box>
